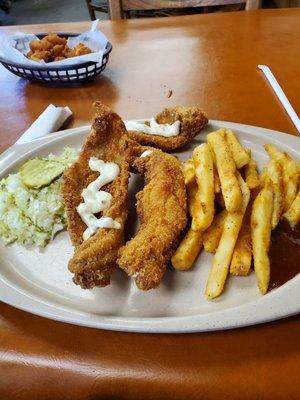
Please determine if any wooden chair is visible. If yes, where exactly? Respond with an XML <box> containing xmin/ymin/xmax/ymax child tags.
<box><xmin>108</xmin><ymin>0</ymin><xmax>261</xmax><ymax>20</ymax></box>
<box><xmin>85</xmin><ymin>0</ymin><xmax>109</xmax><ymax>20</ymax></box>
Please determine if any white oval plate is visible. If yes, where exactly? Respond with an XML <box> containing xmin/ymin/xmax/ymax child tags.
<box><xmin>0</xmin><ymin>121</ymin><xmax>299</xmax><ymax>333</ymax></box>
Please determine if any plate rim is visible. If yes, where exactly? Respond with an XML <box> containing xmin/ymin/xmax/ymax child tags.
<box><xmin>0</xmin><ymin>120</ymin><xmax>299</xmax><ymax>333</ymax></box>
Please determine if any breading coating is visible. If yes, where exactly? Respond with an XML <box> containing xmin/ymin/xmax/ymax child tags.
<box><xmin>61</xmin><ymin>102</ymin><xmax>130</xmax><ymax>289</ymax></box>
<box><xmin>27</xmin><ymin>33</ymin><xmax>91</xmax><ymax>63</ymax></box>
<box><xmin>127</xmin><ymin>106</ymin><xmax>208</xmax><ymax>151</ymax></box>
<box><xmin>117</xmin><ymin>149</ymin><xmax>187</xmax><ymax>290</ymax></box>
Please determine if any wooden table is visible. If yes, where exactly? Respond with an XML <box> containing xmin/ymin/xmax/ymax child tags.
<box><xmin>0</xmin><ymin>9</ymin><xmax>300</xmax><ymax>400</ymax></box>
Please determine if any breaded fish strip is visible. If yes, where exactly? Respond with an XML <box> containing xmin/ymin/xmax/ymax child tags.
<box><xmin>117</xmin><ymin>149</ymin><xmax>187</xmax><ymax>290</ymax></box>
<box><xmin>127</xmin><ymin>106</ymin><xmax>208</xmax><ymax>151</ymax></box>
<box><xmin>61</xmin><ymin>102</ymin><xmax>130</xmax><ymax>289</ymax></box>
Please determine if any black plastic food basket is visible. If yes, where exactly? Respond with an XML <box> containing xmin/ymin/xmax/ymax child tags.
<box><xmin>0</xmin><ymin>33</ymin><xmax>112</xmax><ymax>86</ymax></box>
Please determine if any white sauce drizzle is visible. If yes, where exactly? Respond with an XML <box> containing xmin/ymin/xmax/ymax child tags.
<box><xmin>125</xmin><ymin>118</ymin><xmax>180</xmax><ymax>137</ymax></box>
<box><xmin>140</xmin><ymin>150</ymin><xmax>153</xmax><ymax>158</ymax></box>
<box><xmin>77</xmin><ymin>157</ymin><xmax>121</xmax><ymax>241</ymax></box>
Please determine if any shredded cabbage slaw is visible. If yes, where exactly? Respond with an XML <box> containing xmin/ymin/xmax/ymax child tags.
<box><xmin>0</xmin><ymin>147</ymin><xmax>77</xmax><ymax>247</ymax></box>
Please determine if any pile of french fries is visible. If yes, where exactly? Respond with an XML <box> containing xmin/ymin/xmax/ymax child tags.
<box><xmin>171</xmin><ymin>129</ymin><xmax>300</xmax><ymax>299</ymax></box>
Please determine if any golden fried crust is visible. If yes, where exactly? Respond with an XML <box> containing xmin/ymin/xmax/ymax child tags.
<box><xmin>117</xmin><ymin>149</ymin><xmax>187</xmax><ymax>290</ymax></box>
<box><xmin>126</xmin><ymin>106</ymin><xmax>208</xmax><ymax>151</ymax></box>
<box><xmin>61</xmin><ymin>102</ymin><xmax>130</xmax><ymax>289</ymax></box>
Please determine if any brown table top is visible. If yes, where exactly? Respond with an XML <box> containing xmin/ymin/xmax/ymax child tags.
<box><xmin>0</xmin><ymin>9</ymin><xmax>300</xmax><ymax>400</ymax></box>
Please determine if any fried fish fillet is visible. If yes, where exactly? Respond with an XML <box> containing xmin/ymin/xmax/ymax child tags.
<box><xmin>117</xmin><ymin>148</ymin><xmax>187</xmax><ymax>290</ymax></box>
<box><xmin>61</xmin><ymin>102</ymin><xmax>130</xmax><ymax>289</ymax></box>
<box><xmin>126</xmin><ymin>106</ymin><xmax>208</xmax><ymax>151</ymax></box>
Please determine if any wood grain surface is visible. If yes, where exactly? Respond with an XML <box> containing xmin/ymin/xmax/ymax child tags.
<box><xmin>107</xmin><ymin>0</ymin><xmax>258</xmax><ymax>20</ymax></box>
<box><xmin>0</xmin><ymin>9</ymin><xmax>300</xmax><ymax>400</ymax></box>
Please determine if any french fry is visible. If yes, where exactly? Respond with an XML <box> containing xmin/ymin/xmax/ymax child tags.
<box><xmin>264</xmin><ymin>144</ymin><xmax>299</xmax><ymax>211</ymax></box>
<box><xmin>172</xmin><ymin>168</ymin><xmax>204</xmax><ymax>270</ymax></box>
<box><xmin>260</xmin><ymin>168</ymin><xmax>267</xmax><ymax>186</ymax></box>
<box><xmin>284</xmin><ymin>190</ymin><xmax>300</xmax><ymax>228</ymax></box>
<box><xmin>225</xmin><ymin>129</ymin><xmax>251</xmax><ymax>169</ymax></box>
<box><xmin>203</xmin><ymin>209</ymin><xmax>227</xmax><ymax>253</ymax></box>
<box><xmin>207</xmin><ymin>130</ymin><xmax>242</xmax><ymax>213</ymax></box>
<box><xmin>251</xmin><ymin>184</ymin><xmax>274</xmax><ymax>294</ymax></box>
<box><xmin>182</xmin><ymin>158</ymin><xmax>195</xmax><ymax>185</ymax></box>
<box><xmin>213</xmin><ymin>166</ymin><xmax>221</xmax><ymax>193</ymax></box>
<box><xmin>191</xmin><ymin>144</ymin><xmax>215</xmax><ymax>231</ymax></box>
<box><xmin>212</xmin><ymin>142</ymin><xmax>227</xmax><ymax>209</ymax></box>
<box><xmin>210</xmin><ymin>145</ymin><xmax>221</xmax><ymax>194</ymax></box>
<box><xmin>171</xmin><ymin>228</ymin><xmax>203</xmax><ymax>270</ymax></box>
<box><xmin>205</xmin><ymin>175</ymin><xmax>250</xmax><ymax>299</ymax></box>
<box><xmin>187</xmin><ymin>181</ymin><xmax>197</xmax><ymax>217</ymax></box>
<box><xmin>230</xmin><ymin>203</ymin><xmax>252</xmax><ymax>276</ymax></box>
<box><xmin>244</xmin><ymin>149</ymin><xmax>260</xmax><ymax>189</ymax></box>
<box><xmin>265</xmin><ymin>159</ymin><xmax>284</xmax><ymax>229</ymax></box>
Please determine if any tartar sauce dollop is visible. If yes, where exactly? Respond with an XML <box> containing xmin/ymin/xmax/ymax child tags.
<box><xmin>77</xmin><ymin>157</ymin><xmax>121</xmax><ymax>241</ymax></box>
<box><xmin>140</xmin><ymin>150</ymin><xmax>153</xmax><ymax>158</ymax></box>
<box><xmin>125</xmin><ymin>118</ymin><xmax>180</xmax><ymax>137</ymax></box>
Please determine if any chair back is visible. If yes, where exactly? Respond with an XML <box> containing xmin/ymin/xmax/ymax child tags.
<box><xmin>108</xmin><ymin>0</ymin><xmax>261</xmax><ymax>19</ymax></box>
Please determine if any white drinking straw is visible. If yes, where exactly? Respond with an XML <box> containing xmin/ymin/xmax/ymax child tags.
<box><xmin>258</xmin><ymin>65</ymin><xmax>300</xmax><ymax>134</ymax></box>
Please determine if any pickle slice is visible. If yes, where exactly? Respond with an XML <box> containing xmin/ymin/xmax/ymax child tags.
<box><xmin>20</xmin><ymin>158</ymin><xmax>65</xmax><ymax>189</ymax></box>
